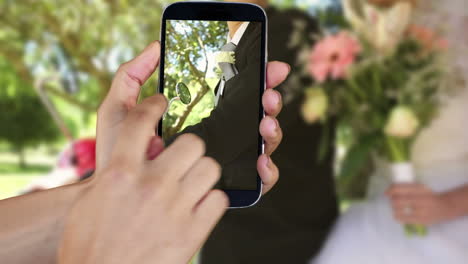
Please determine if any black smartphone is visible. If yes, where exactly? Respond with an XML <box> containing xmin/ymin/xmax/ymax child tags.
<box><xmin>158</xmin><ymin>1</ymin><xmax>267</xmax><ymax>208</ymax></box>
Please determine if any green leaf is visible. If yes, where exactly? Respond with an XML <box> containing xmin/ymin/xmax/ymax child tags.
<box><xmin>338</xmin><ymin>135</ymin><xmax>378</xmax><ymax>180</ymax></box>
<box><xmin>176</xmin><ymin>82</ymin><xmax>192</xmax><ymax>105</ymax></box>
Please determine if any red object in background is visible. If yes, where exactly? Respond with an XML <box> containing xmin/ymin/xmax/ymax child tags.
<box><xmin>73</xmin><ymin>138</ymin><xmax>96</xmax><ymax>178</ymax></box>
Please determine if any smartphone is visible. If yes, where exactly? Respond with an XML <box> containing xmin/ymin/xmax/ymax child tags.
<box><xmin>158</xmin><ymin>2</ymin><xmax>267</xmax><ymax>208</ymax></box>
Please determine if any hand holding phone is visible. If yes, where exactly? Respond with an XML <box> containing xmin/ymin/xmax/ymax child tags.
<box><xmin>159</xmin><ymin>2</ymin><xmax>270</xmax><ymax>207</ymax></box>
<box><xmin>60</xmin><ymin>39</ymin><xmax>287</xmax><ymax>264</ymax></box>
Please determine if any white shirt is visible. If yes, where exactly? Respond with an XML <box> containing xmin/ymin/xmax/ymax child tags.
<box><xmin>228</xmin><ymin>21</ymin><xmax>250</xmax><ymax>45</ymax></box>
<box><xmin>215</xmin><ymin>22</ymin><xmax>250</xmax><ymax>106</ymax></box>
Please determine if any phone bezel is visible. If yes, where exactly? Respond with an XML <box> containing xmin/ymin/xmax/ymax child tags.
<box><xmin>158</xmin><ymin>2</ymin><xmax>267</xmax><ymax>208</ymax></box>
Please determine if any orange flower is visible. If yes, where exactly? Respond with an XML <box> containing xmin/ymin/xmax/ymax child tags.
<box><xmin>406</xmin><ymin>24</ymin><xmax>448</xmax><ymax>52</ymax></box>
<box><xmin>367</xmin><ymin>0</ymin><xmax>417</xmax><ymax>8</ymax></box>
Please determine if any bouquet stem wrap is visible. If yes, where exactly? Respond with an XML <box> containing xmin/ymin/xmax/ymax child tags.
<box><xmin>390</xmin><ymin>162</ymin><xmax>427</xmax><ymax>236</ymax></box>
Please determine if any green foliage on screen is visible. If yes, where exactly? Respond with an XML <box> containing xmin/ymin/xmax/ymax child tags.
<box><xmin>163</xmin><ymin>20</ymin><xmax>228</xmax><ymax>138</ymax></box>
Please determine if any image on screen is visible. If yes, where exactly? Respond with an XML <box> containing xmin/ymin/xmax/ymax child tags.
<box><xmin>162</xmin><ymin>20</ymin><xmax>262</xmax><ymax>191</ymax></box>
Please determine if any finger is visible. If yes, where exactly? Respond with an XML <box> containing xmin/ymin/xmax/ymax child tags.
<box><xmin>394</xmin><ymin>208</ymin><xmax>427</xmax><ymax>225</ymax></box>
<box><xmin>386</xmin><ymin>184</ymin><xmax>430</xmax><ymax>197</ymax></box>
<box><xmin>149</xmin><ymin>134</ymin><xmax>206</xmax><ymax>181</ymax></box>
<box><xmin>179</xmin><ymin>157</ymin><xmax>221</xmax><ymax>206</ymax></box>
<box><xmin>391</xmin><ymin>201</ymin><xmax>417</xmax><ymax>215</ymax></box>
<box><xmin>146</xmin><ymin>136</ymin><xmax>165</xmax><ymax>160</ymax></box>
<box><xmin>188</xmin><ymin>189</ymin><xmax>228</xmax><ymax>254</ymax></box>
<box><xmin>97</xmin><ymin>41</ymin><xmax>161</xmax><ymax>168</ymax></box>
<box><xmin>193</xmin><ymin>189</ymin><xmax>228</xmax><ymax>225</ymax></box>
<box><xmin>262</xmin><ymin>89</ymin><xmax>282</xmax><ymax>117</ymax></box>
<box><xmin>112</xmin><ymin>95</ymin><xmax>168</xmax><ymax>166</ymax></box>
<box><xmin>260</xmin><ymin>116</ymin><xmax>282</xmax><ymax>155</ymax></box>
<box><xmin>392</xmin><ymin>201</ymin><xmax>426</xmax><ymax>223</ymax></box>
<box><xmin>394</xmin><ymin>214</ymin><xmax>423</xmax><ymax>225</ymax></box>
<box><xmin>257</xmin><ymin>154</ymin><xmax>279</xmax><ymax>195</ymax></box>
<box><xmin>391</xmin><ymin>198</ymin><xmax>415</xmax><ymax>210</ymax></box>
<box><xmin>102</xmin><ymin>41</ymin><xmax>161</xmax><ymax>113</ymax></box>
<box><xmin>266</xmin><ymin>61</ymin><xmax>290</xmax><ymax>89</ymax></box>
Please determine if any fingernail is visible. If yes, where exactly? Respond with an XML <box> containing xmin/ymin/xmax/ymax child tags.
<box><xmin>266</xmin><ymin>117</ymin><xmax>277</xmax><ymax>131</ymax></box>
<box><xmin>274</xmin><ymin>91</ymin><xmax>281</xmax><ymax>106</ymax></box>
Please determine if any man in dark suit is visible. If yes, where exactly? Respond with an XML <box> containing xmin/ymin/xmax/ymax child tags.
<box><xmin>174</xmin><ymin>21</ymin><xmax>263</xmax><ymax>190</ymax></box>
<box><xmin>199</xmin><ymin>3</ymin><xmax>339</xmax><ymax>264</ymax></box>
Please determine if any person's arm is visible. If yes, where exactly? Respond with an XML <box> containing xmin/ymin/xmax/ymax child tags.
<box><xmin>387</xmin><ymin>183</ymin><xmax>468</xmax><ymax>226</ymax></box>
<box><xmin>0</xmin><ymin>182</ymin><xmax>85</xmax><ymax>264</ymax></box>
<box><xmin>0</xmin><ymin>41</ymin><xmax>286</xmax><ymax>264</ymax></box>
<box><xmin>442</xmin><ymin>185</ymin><xmax>468</xmax><ymax>220</ymax></box>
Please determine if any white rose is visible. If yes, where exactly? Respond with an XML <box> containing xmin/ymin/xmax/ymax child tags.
<box><xmin>301</xmin><ymin>87</ymin><xmax>328</xmax><ymax>124</ymax></box>
<box><xmin>384</xmin><ymin>106</ymin><xmax>420</xmax><ymax>138</ymax></box>
<box><xmin>342</xmin><ymin>0</ymin><xmax>412</xmax><ymax>55</ymax></box>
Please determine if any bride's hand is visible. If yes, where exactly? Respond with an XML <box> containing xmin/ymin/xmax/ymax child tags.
<box><xmin>386</xmin><ymin>184</ymin><xmax>457</xmax><ymax>226</ymax></box>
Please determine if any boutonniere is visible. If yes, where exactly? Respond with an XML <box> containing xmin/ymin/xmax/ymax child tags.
<box><xmin>215</xmin><ymin>51</ymin><xmax>236</xmax><ymax>65</ymax></box>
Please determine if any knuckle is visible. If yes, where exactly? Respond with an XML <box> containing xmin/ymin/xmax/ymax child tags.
<box><xmin>129</xmin><ymin>106</ymin><xmax>151</xmax><ymax>122</ymax></box>
<box><xmin>97</xmin><ymin>102</ymin><xmax>109</xmax><ymax>120</ymax></box>
<box><xmin>140</xmin><ymin>178</ymin><xmax>170</xmax><ymax>201</ymax></box>
<box><xmin>142</xmin><ymin>95</ymin><xmax>168</xmax><ymax>113</ymax></box>
<box><xmin>203</xmin><ymin>157</ymin><xmax>222</xmax><ymax>183</ymax></box>
<box><xmin>153</xmin><ymin>94</ymin><xmax>169</xmax><ymax>108</ymax></box>
<box><xmin>117</xmin><ymin>61</ymin><xmax>131</xmax><ymax>74</ymax></box>
<box><xmin>201</xmin><ymin>156</ymin><xmax>221</xmax><ymax>174</ymax></box>
<box><xmin>210</xmin><ymin>189</ymin><xmax>229</xmax><ymax>208</ymax></box>
<box><xmin>178</xmin><ymin>133</ymin><xmax>206</xmax><ymax>153</ymax></box>
<box><xmin>128</xmin><ymin>96</ymin><xmax>167</xmax><ymax>123</ymax></box>
<box><xmin>101</xmin><ymin>164</ymin><xmax>134</xmax><ymax>183</ymax></box>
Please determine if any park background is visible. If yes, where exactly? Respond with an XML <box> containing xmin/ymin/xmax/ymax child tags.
<box><xmin>0</xmin><ymin>0</ymin><xmax>341</xmax><ymax>199</ymax></box>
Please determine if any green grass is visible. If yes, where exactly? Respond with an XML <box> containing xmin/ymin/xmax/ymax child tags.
<box><xmin>0</xmin><ymin>150</ymin><xmax>55</xmax><ymax>199</ymax></box>
<box><xmin>0</xmin><ymin>174</ymin><xmax>43</xmax><ymax>199</ymax></box>
<box><xmin>0</xmin><ymin>162</ymin><xmax>51</xmax><ymax>174</ymax></box>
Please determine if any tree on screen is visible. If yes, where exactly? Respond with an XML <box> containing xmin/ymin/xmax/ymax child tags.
<box><xmin>163</xmin><ymin>20</ymin><xmax>228</xmax><ymax>138</ymax></box>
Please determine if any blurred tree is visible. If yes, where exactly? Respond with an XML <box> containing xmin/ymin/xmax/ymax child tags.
<box><xmin>0</xmin><ymin>0</ymin><xmax>171</xmax><ymax>113</ymax></box>
<box><xmin>0</xmin><ymin>58</ymin><xmax>60</xmax><ymax>168</ymax></box>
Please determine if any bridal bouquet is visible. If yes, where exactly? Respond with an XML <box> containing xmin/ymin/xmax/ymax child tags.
<box><xmin>302</xmin><ymin>0</ymin><xmax>449</xmax><ymax>236</ymax></box>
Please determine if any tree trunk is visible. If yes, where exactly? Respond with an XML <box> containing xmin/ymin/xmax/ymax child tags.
<box><xmin>17</xmin><ymin>146</ymin><xmax>27</xmax><ymax>169</ymax></box>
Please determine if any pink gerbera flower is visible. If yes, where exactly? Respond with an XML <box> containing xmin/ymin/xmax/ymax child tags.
<box><xmin>308</xmin><ymin>31</ymin><xmax>362</xmax><ymax>83</ymax></box>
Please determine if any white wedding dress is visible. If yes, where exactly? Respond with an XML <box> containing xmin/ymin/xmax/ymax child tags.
<box><xmin>312</xmin><ymin>1</ymin><xmax>468</xmax><ymax>263</ymax></box>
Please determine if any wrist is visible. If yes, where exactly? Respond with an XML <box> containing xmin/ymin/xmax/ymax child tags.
<box><xmin>0</xmin><ymin>177</ymin><xmax>91</xmax><ymax>263</ymax></box>
<box><xmin>63</xmin><ymin>177</ymin><xmax>93</xmax><ymax>210</ymax></box>
<box><xmin>440</xmin><ymin>190</ymin><xmax>468</xmax><ymax>221</ymax></box>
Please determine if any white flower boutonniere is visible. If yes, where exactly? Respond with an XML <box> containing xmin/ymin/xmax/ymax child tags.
<box><xmin>215</xmin><ymin>51</ymin><xmax>236</xmax><ymax>65</ymax></box>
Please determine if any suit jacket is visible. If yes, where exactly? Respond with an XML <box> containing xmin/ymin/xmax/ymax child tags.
<box><xmin>180</xmin><ymin>22</ymin><xmax>262</xmax><ymax>190</ymax></box>
<box><xmin>200</xmin><ymin>8</ymin><xmax>339</xmax><ymax>264</ymax></box>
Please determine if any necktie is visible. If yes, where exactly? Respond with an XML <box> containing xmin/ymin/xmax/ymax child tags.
<box><xmin>215</xmin><ymin>42</ymin><xmax>238</xmax><ymax>106</ymax></box>
<box><xmin>218</xmin><ymin>42</ymin><xmax>238</xmax><ymax>81</ymax></box>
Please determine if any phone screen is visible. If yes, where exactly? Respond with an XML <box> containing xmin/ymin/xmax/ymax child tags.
<box><xmin>159</xmin><ymin>9</ymin><xmax>265</xmax><ymax>203</ymax></box>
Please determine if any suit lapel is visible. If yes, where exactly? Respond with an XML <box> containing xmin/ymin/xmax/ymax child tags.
<box><xmin>215</xmin><ymin>23</ymin><xmax>260</xmax><ymax>100</ymax></box>
<box><xmin>234</xmin><ymin>23</ymin><xmax>257</xmax><ymax>70</ymax></box>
